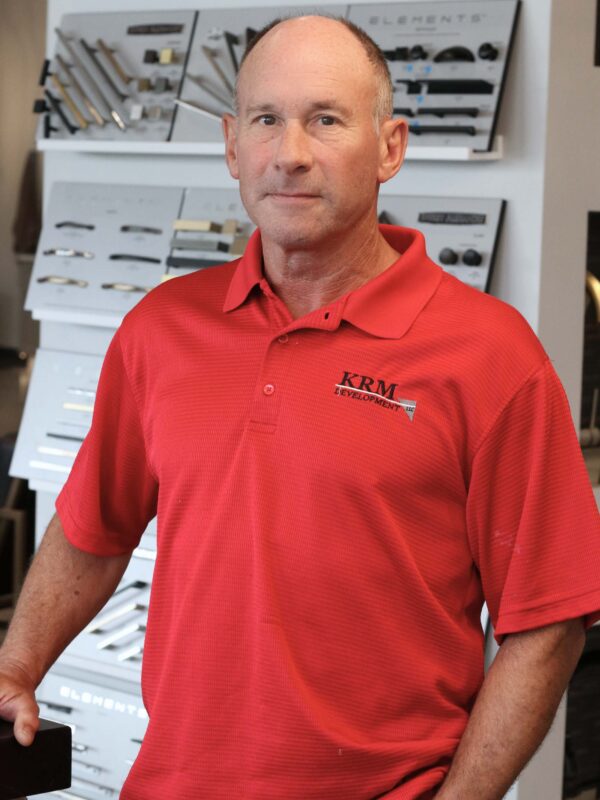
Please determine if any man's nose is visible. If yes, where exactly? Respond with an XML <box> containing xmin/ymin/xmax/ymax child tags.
<box><xmin>274</xmin><ymin>121</ymin><xmax>313</xmax><ymax>173</ymax></box>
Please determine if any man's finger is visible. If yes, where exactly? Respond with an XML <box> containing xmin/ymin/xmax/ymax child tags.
<box><xmin>14</xmin><ymin>707</ymin><xmax>40</xmax><ymax>747</ymax></box>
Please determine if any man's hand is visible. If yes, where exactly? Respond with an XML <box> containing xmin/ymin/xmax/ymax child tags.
<box><xmin>0</xmin><ymin>657</ymin><xmax>39</xmax><ymax>746</ymax></box>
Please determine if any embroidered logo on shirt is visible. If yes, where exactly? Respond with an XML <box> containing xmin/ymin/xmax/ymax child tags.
<box><xmin>334</xmin><ymin>371</ymin><xmax>417</xmax><ymax>421</ymax></box>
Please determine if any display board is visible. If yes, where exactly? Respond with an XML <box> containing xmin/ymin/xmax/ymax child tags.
<box><xmin>36</xmin><ymin>1</ymin><xmax>519</xmax><ymax>154</ymax></box>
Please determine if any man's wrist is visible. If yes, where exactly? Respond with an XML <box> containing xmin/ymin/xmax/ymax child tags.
<box><xmin>0</xmin><ymin>648</ymin><xmax>42</xmax><ymax>689</ymax></box>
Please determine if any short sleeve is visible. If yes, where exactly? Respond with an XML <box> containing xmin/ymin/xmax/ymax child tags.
<box><xmin>56</xmin><ymin>329</ymin><xmax>158</xmax><ymax>556</ymax></box>
<box><xmin>466</xmin><ymin>358</ymin><xmax>600</xmax><ymax>643</ymax></box>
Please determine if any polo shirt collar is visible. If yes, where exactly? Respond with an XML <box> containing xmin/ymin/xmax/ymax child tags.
<box><xmin>222</xmin><ymin>224</ymin><xmax>442</xmax><ymax>339</ymax></box>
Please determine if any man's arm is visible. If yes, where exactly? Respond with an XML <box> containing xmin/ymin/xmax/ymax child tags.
<box><xmin>436</xmin><ymin>618</ymin><xmax>586</xmax><ymax>800</ymax></box>
<box><xmin>0</xmin><ymin>512</ymin><xmax>132</xmax><ymax>746</ymax></box>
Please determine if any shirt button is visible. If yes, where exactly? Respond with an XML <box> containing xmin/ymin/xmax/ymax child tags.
<box><xmin>277</xmin><ymin>334</ymin><xmax>289</xmax><ymax>344</ymax></box>
<box><xmin>263</xmin><ymin>383</ymin><xmax>275</xmax><ymax>396</ymax></box>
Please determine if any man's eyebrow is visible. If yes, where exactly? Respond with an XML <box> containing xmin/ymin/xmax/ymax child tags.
<box><xmin>243</xmin><ymin>100</ymin><xmax>353</xmax><ymax>117</ymax></box>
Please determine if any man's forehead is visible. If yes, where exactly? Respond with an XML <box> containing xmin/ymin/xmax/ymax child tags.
<box><xmin>237</xmin><ymin>19</ymin><xmax>375</xmax><ymax>108</ymax></box>
<box><xmin>239</xmin><ymin>16</ymin><xmax>371</xmax><ymax>79</ymax></box>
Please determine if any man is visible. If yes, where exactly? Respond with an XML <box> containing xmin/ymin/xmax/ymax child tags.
<box><xmin>1</xmin><ymin>15</ymin><xmax>599</xmax><ymax>800</ymax></box>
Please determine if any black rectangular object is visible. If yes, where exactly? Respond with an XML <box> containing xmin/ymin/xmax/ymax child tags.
<box><xmin>418</xmin><ymin>212</ymin><xmax>487</xmax><ymax>225</ymax></box>
<box><xmin>0</xmin><ymin>717</ymin><xmax>71</xmax><ymax>799</ymax></box>
<box><xmin>409</xmin><ymin>125</ymin><xmax>477</xmax><ymax>136</ymax></box>
<box><xmin>397</xmin><ymin>79</ymin><xmax>494</xmax><ymax>95</ymax></box>
<box><xmin>166</xmin><ymin>256</ymin><xmax>220</xmax><ymax>269</ymax></box>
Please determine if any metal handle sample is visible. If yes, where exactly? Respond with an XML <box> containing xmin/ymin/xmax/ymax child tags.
<box><xmin>55</xmin><ymin>220</ymin><xmax>95</xmax><ymax>230</ymax></box>
<box><xmin>173</xmin><ymin>219</ymin><xmax>222</xmax><ymax>233</ymax></box>
<box><xmin>224</xmin><ymin>31</ymin><xmax>240</xmax><ymax>74</ymax></box>
<box><xmin>50</xmin><ymin>73</ymin><xmax>88</xmax><ymax>129</ymax></box>
<box><xmin>62</xmin><ymin>402</ymin><xmax>93</xmax><ymax>413</ymax></box>
<box><xmin>80</xmin><ymin>37</ymin><xmax>128</xmax><ymax>101</ymax></box>
<box><xmin>186</xmin><ymin>73</ymin><xmax>233</xmax><ymax>110</ymax></box>
<box><xmin>174</xmin><ymin>97</ymin><xmax>222</xmax><ymax>121</ymax></box>
<box><xmin>101</xmin><ymin>282</ymin><xmax>151</xmax><ymax>293</ymax></box>
<box><xmin>55</xmin><ymin>53</ymin><xmax>105</xmax><ymax>126</ymax></box>
<box><xmin>44</xmin><ymin>90</ymin><xmax>78</xmax><ymax>134</ymax></box>
<box><xmin>117</xmin><ymin>643</ymin><xmax>144</xmax><ymax>662</ymax></box>
<box><xmin>37</xmin><ymin>275</ymin><xmax>89</xmax><ymax>287</ymax></box>
<box><xmin>43</xmin><ymin>247</ymin><xmax>94</xmax><ymax>258</ymax></box>
<box><xmin>97</xmin><ymin>622</ymin><xmax>146</xmax><ymax>650</ymax></box>
<box><xmin>47</xmin><ymin>432</ymin><xmax>86</xmax><ymax>442</ymax></box>
<box><xmin>409</xmin><ymin>125</ymin><xmax>477</xmax><ymax>136</ymax></box>
<box><xmin>170</xmin><ymin>237</ymin><xmax>229</xmax><ymax>252</ymax></box>
<box><xmin>108</xmin><ymin>253</ymin><xmax>161</xmax><ymax>263</ymax></box>
<box><xmin>96</xmin><ymin>38</ymin><xmax>132</xmax><ymax>86</ymax></box>
<box><xmin>87</xmin><ymin>600</ymin><xmax>147</xmax><ymax>633</ymax></box>
<box><xmin>120</xmin><ymin>224</ymin><xmax>163</xmax><ymax>234</ymax></box>
<box><xmin>201</xmin><ymin>45</ymin><xmax>234</xmax><ymax>96</ymax></box>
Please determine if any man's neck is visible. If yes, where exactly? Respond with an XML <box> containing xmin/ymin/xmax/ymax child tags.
<box><xmin>261</xmin><ymin>222</ymin><xmax>401</xmax><ymax>320</ymax></box>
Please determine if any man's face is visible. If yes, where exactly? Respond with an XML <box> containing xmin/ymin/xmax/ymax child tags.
<box><xmin>223</xmin><ymin>18</ymin><xmax>405</xmax><ymax>252</ymax></box>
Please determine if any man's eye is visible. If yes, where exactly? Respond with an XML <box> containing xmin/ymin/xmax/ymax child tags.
<box><xmin>319</xmin><ymin>116</ymin><xmax>336</xmax><ymax>126</ymax></box>
<box><xmin>258</xmin><ymin>115</ymin><xmax>276</xmax><ymax>126</ymax></box>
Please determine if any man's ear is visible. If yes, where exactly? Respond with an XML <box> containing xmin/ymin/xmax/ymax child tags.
<box><xmin>222</xmin><ymin>113</ymin><xmax>239</xmax><ymax>179</ymax></box>
<box><xmin>377</xmin><ymin>117</ymin><xmax>409</xmax><ymax>184</ymax></box>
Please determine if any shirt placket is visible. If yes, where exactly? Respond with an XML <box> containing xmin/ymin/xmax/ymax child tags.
<box><xmin>247</xmin><ymin>284</ymin><xmax>345</xmax><ymax>433</ymax></box>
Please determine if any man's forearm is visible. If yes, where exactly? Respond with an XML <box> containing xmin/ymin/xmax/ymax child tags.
<box><xmin>436</xmin><ymin>618</ymin><xmax>585</xmax><ymax>800</ymax></box>
<box><xmin>0</xmin><ymin>513</ymin><xmax>132</xmax><ymax>685</ymax></box>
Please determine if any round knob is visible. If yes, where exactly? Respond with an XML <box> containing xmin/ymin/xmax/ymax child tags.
<box><xmin>478</xmin><ymin>42</ymin><xmax>498</xmax><ymax>61</ymax></box>
<box><xmin>439</xmin><ymin>248</ymin><xmax>458</xmax><ymax>266</ymax></box>
<box><xmin>462</xmin><ymin>249</ymin><xmax>483</xmax><ymax>266</ymax></box>
<box><xmin>409</xmin><ymin>44</ymin><xmax>428</xmax><ymax>61</ymax></box>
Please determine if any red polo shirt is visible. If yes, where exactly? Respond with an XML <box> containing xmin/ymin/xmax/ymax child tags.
<box><xmin>56</xmin><ymin>225</ymin><xmax>600</xmax><ymax>800</ymax></box>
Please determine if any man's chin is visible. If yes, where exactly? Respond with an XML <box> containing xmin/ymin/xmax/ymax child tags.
<box><xmin>258</xmin><ymin>221</ymin><xmax>330</xmax><ymax>251</ymax></box>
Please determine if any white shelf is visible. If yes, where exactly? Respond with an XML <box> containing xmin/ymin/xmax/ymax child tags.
<box><xmin>31</xmin><ymin>307</ymin><xmax>122</xmax><ymax>329</ymax></box>
<box><xmin>37</xmin><ymin>135</ymin><xmax>503</xmax><ymax>161</ymax></box>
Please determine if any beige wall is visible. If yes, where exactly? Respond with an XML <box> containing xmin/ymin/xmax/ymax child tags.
<box><xmin>0</xmin><ymin>0</ymin><xmax>46</xmax><ymax>350</ymax></box>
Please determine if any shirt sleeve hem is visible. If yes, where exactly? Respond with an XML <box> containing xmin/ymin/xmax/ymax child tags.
<box><xmin>494</xmin><ymin>587</ymin><xmax>600</xmax><ymax>643</ymax></box>
<box><xmin>55</xmin><ymin>488</ymin><xmax>135</xmax><ymax>557</ymax></box>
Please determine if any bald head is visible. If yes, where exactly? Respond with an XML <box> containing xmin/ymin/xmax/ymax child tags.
<box><xmin>234</xmin><ymin>15</ymin><xmax>393</xmax><ymax>128</ymax></box>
